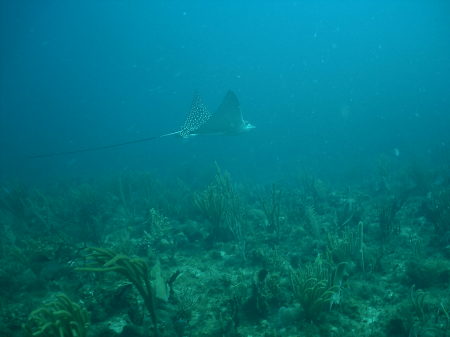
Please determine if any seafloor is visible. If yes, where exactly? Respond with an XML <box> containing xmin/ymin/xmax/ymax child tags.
<box><xmin>1</xmin><ymin>163</ymin><xmax>449</xmax><ymax>337</ymax></box>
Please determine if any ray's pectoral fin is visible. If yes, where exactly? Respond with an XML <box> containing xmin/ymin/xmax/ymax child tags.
<box><xmin>195</xmin><ymin>90</ymin><xmax>254</xmax><ymax>135</ymax></box>
<box><xmin>179</xmin><ymin>93</ymin><xmax>212</xmax><ymax>138</ymax></box>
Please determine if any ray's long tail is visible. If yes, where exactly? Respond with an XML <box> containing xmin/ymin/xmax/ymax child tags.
<box><xmin>29</xmin><ymin>92</ymin><xmax>207</xmax><ymax>159</ymax></box>
<box><xmin>29</xmin><ymin>131</ymin><xmax>181</xmax><ymax>159</ymax></box>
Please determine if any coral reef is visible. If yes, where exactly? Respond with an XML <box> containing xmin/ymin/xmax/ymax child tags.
<box><xmin>0</xmin><ymin>163</ymin><xmax>449</xmax><ymax>336</ymax></box>
<box><xmin>23</xmin><ymin>294</ymin><xmax>89</xmax><ymax>337</ymax></box>
<box><xmin>76</xmin><ymin>247</ymin><xmax>160</xmax><ymax>337</ymax></box>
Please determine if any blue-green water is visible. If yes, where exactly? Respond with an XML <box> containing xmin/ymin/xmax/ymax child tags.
<box><xmin>1</xmin><ymin>2</ymin><xmax>450</xmax><ymax>337</ymax></box>
<box><xmin>1</xmin><ymin>1</ymin><xmax>449</xmax><ymax>182</ymax></box>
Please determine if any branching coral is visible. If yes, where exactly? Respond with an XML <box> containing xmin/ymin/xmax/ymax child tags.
<box><xmin>76</xmin><ymin>247</ymin><xmax>160</xmax><ymax>337</ymax></box>
<box><xmin>290</xmin><ymin>257</ymin><xmax>340</xmax><ymax>322</ymax></box>
<box><xmin>259</xmin><ymin>184</ymin><xmax>283</xmax><ymax>242</ymax></box>
<box><xmin>195</xmin><ymin>165</ymin><xmax>244</xmax><ymax>245</ymax></box>
<box><xmin>377</xmin><ymin>196</ymin><xmax>406</xmax><ymax>240</ymax></box>
<box><xmin>24</xmin><ymin>293</ymin><xmax>89</xmax><ymax>337</ymax></box>
<box><xmin>326</xmin><ymin>222</ymin><xmax>365</xmax><ymax>272</ymax></box>
<box><xmin>194</xmin><ymin>166</ymin><xmax>231</xmax><ymax>231</ymax></box>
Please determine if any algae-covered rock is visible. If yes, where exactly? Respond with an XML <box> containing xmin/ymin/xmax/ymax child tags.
<box><xmin>405</xmin><ymin>258</ymin><xmax>450</xmax><ymax>288</ymax></box>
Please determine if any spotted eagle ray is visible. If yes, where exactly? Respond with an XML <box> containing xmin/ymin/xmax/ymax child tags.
<box><xmin>31</xmin><ymin>90</ymin><xmax>255</xmax><ymax>158</ymax></box>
